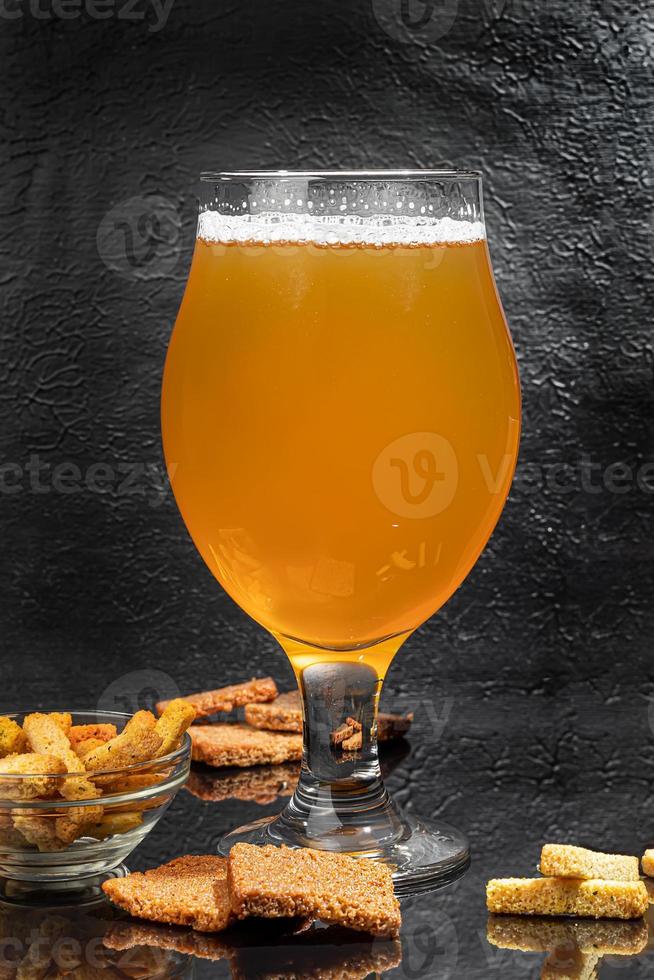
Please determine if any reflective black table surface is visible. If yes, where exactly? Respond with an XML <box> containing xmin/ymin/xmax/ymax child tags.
<box><xmin>2</xmin><ymin>696</ymin><xmax>652</xmax><ymax>978</ymax></box>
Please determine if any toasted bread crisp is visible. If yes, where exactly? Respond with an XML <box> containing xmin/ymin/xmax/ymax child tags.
<box><xmin>486</xmin><ymin>878</ymin><xmax>648</xmax><ymax>921</ymax></box>
<box><xmin>245</xmin><ymin>691</ymin><xmax>303</xmax><ymax>733</ymax></box>
<box><xmin>0</xmin><ymin>754</ymin><xmax>65</xmax><ymax>800</ymax></box>
<box><xmin>642</xmin><ymin>849</ymin><xmax>654</xmax><ymax>878</ymax></box>
<box><xmin>0</xmin><ymin>717</ymin><xmax>27</xmax><ymax>758</ymax></box>
<box><xmin>190</xmin><ymin>725</ymin><xmax>303</xmax><ymax>769</ymax></box>
<box><xmin>540</xmin><ymin>844</ymin><xmax>640</xmax><ymax>882</ymax></box>
<box><xmin>228</xmin><ymin>844</ymin><xmax>401</xmax><ymax>938</ymax></box>
<box><xmin>486</xmin><ymin>914</ymin><xmax>648</xmax><ymax>955</ymax></box>
<box><xmin>157</xmin><ymin>678</ymin><xmax>278</xmax><ymax>720</ymax></box>
<box><xmin>103</xmin><ymin>855</ymin><xmax>233</xmax><ymax>933</ymax></box>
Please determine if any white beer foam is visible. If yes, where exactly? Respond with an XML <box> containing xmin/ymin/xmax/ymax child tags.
<box><xmin>198</xmin><ymin>211</ymin><xmax>485</xmax><ymax>246</ymax></box>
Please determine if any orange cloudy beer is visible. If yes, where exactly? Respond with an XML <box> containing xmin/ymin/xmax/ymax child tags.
<box><xmin>162</xmin><ymin>223</ymin><xmax>520</xmax><ymax>654</ymax></box>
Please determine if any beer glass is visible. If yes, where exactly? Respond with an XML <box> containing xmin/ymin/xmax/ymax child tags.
<box><xmin>161</xmin><ymin>171</ymin><xmax>521</xmax><ymax>892</ymax></box>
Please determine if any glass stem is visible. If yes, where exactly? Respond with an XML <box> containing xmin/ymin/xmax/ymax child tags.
<box><xmin>274</xmin><ymin>637</ymin><xmax>408</xmax><ymax>854</ymax></box>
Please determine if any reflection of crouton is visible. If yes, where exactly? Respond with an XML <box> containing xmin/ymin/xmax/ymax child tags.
<box><xmin>486</xmin><ymin>914</ymin><xmax>649</xmax><ymax>955</ymax></box>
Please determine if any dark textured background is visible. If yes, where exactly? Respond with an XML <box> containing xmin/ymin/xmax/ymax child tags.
<box><xmin>0</xmin><ymin>2</ymin><xmax>653</xmax><ymax>973</ymax></box>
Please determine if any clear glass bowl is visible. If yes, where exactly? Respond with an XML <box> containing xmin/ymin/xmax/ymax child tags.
<box><xmin>0</xmin><ymin>711</ymin><xmax>191</xmax><ymax>883</ymax></box>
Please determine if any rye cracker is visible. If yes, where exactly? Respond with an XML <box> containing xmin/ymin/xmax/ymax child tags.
<box><xmin>103</xmin><ymin>855</ymin><xmax>233</xmax><ymax>933</ymax></box>
<box><xmin>227</xmin><ymin>844</ymin><xmax>401</xmax><ymax>938</ymax></box>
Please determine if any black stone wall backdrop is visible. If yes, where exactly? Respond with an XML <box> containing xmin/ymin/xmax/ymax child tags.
<box><xmin>0</xmin><ymin>0</ymin><xmax>652</xmax><ymax>827</ymax></box>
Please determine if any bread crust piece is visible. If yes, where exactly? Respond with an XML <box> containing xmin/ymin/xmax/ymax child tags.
<box><xmin>486</xmin><ymin>878</ymin><xmax>648</xmax><ymax>920</ymax></box>
<box><xmin>227</xmin><ymin>844</ymin><xmax>401</xmax><ymax>938</ymax></box>
<box><xmin>642</xmin><ymin>849</ymin><xmax>654</xmax><ymax>878</ymax></box>
<box><xmin>103</xmin><ymin>855</ymin><xmax>233</xmax><ymax>933</ymax></box>
<box><xmin>190</xmin><ymin>725</ymin><xmax>303</xmax><ymax>769</ymax></box>
<box><xmin>157</xmin><ymin>678</ymin><xmax>278</xmax><ymax>720</ymax></box>
<box><xmin>540</xmin><ymin>845</ymin><xmax>640</xmax><ymax>882</ymax></box>
<box><xmin>486</xmin><ymin>914</ymin><xmax>648</xmax><ymax>955</ymax></box>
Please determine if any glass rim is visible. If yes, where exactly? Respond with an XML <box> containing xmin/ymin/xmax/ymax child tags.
<box><xmin>200</xmin><ymin>169</ymin><xmax>483</xmax><ymax>182</ymax></box>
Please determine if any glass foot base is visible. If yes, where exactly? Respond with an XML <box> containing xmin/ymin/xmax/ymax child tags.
<box><xmin>0</xmin><ymin>863</ymin><xmax>128</xmax><ymax>908</ymax></box>
<box><xmin>219</xmin><ymin>814</ymin><xmax>469</xmax><ymax>896</ymax></box>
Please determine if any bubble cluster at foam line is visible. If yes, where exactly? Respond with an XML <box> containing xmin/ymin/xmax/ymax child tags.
<box><xmin>197</xmin><ymin>211</ymin><xmax>486</xmax><ymax>247</ymax></box>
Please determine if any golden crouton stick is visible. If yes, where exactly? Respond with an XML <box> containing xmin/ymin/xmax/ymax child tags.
<box><xmin>23</xmin><ymin>714</ymin><xmax>101</xmax><ymax>802</ymax></box>
<box><xmin>0</xmin><ymin>716</ymin><xmax>27</xmax><ymax>758</ymax></box>
<box><xmin>540</xmin><ymin>844</ymin><xmax>640</xmax><ymax>882</ymax></box>
<box><xmin>154</xmin><ymin>699</ymin><xmax>196</xmax><ymax>756</ymax></box>
<box><xmin>82</xmin><ymin>712</ymin><xmax>163</xmax><ymax>779</ymax></box>
<box><xmin>0</xmin><ymin>754</ymin><xmax>65</xmax><ymax>801</ymax></box>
